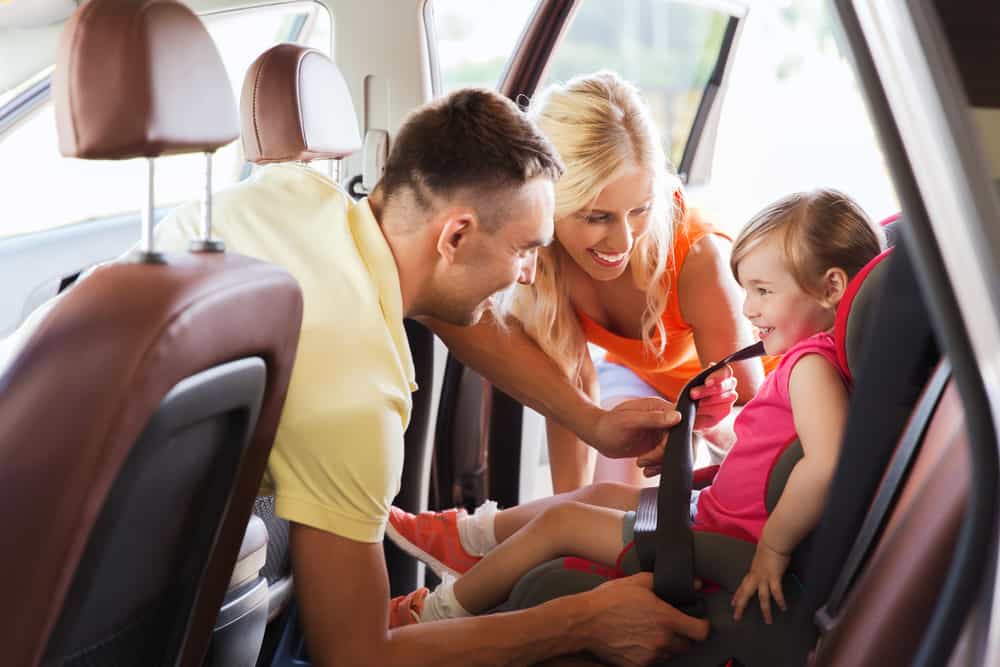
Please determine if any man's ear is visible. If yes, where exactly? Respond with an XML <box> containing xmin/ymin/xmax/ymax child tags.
<box><xmin>822</xmin><ymin>267</ymin><xmax>849</xmax><ymax>307</ymax></box>
<box><xmin>435</xmin><ymin>210</ymin><xmax>478</xmax><ymax>265</ymax></box>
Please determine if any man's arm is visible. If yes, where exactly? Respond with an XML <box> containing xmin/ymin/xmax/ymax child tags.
<box><xmin>290</xmin><ymin>523</ymin><xmax>708</xmax><ymax>667</ymax></box>
<box><xmin>422</xmin><ymin>313</ymin><xmax>605</xmax><ymax>441</ymax></box>
<box><xmin>421</xmin><ymin>313</ymin><xmax>684</xmax><ymax>460</ymax></box>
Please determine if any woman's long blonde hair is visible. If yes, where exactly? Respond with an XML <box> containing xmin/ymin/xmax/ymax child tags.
<box><xmin>507</xmin><ymin>71</ymin><xmax>681</xmax><ymax>381</ymax></box>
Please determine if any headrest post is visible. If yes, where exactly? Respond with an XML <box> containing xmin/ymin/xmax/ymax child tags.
<box><xmin>190</xmin><ymin>152</ymin><xmax>225</xmax><ymax>253</ymax></box>
<box><xmin>129</xmin><ymin>158</ymin><xmax>165</xmax><ymax>264</ymax></box>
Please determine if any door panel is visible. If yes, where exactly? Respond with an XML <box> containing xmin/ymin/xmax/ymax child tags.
<box><xmin>0</xmin><ymin>215</ymin><xmax>141</xmax><ymax>336</ymax></box>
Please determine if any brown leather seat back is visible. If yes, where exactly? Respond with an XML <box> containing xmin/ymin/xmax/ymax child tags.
<box><xmin>811</xmin><ymin>379</ymin><xmax>968</xmax><ymax>666</ymax></box>
<box><xmin>0</xmin><ymin>2</ymin><xmax>303</xmax><ymax>666</ymax></box>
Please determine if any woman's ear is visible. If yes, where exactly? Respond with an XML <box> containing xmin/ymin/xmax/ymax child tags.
<box><xmin>822</xmin><ymin>267</ymin><xmax>849</xmax><ymax>307</ymax></box>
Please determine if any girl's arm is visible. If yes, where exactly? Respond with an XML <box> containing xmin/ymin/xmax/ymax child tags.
<box><xmin>732</xmin><ymin>353</ymin><xmax>850</xmax><ymax>623</ymax></box>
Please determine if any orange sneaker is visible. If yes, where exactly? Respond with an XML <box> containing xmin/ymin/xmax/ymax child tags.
<box><xmin>386</xmin><ymin>507</ymin><xmax>482</xmax><ymax>578</ymax></box>
<box><xmin>388</xmin><ymin>587</ymin><xmax>429</xmax><ymax>628</ymax></box>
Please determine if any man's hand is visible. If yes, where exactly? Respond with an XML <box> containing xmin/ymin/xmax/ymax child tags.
<box><xmin>580</xmin><ymin>572</ymin><xmax>710</xmax><ymax>666</ymax></box>
<box><xmin>635</xmin><ymin>366</ymin><xmax>738</xmax><ymax>476</ymax></box>
<box><xmin>588</xmin><ymin>397</ymin><xmax>681</xmax><ymax>460</ymax></box>
<box><xmin>731</xmin><ymin>541</ymin><xmax>790</xmax><ymax>624</ymax></box>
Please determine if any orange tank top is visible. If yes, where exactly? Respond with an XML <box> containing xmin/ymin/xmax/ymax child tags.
<box><xmin>577</xmin><ymin>208</ymin><xmax>777</xmax><ymax>401</ymax></box>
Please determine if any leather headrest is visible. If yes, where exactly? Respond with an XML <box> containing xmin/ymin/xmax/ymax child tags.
<box><xmin>53</xmin><ymin>0</ymin><xmax>239</xmax><ymax>159</ymax></box>
<box><xmin>240</xmin><ymin>43</ymin><xmax>362</xmax><ymax>164</ymax></box>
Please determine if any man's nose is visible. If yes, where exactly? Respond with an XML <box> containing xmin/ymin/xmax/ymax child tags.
<box><xmin>518</xmin><ymin>252</ymin><xmax>538</xmax><ymax>285</ymax></box>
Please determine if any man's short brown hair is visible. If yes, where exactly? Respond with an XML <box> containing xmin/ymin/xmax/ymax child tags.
<box><xmin>380</xmin><ymin>88</ymin><xmax>564</xmax><ymax>228</ymax></box>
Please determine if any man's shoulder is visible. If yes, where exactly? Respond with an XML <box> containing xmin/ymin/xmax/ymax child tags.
<box><xmin>218</xmin><ymin>164</ymin><xmax>351</xmax><ymax>212</ymax></box>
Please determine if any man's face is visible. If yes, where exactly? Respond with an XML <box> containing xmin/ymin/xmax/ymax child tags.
<box><xmin>428</xmin><ymin>177</ymin><xmax>555</xmax><ymax>326</ymax></box>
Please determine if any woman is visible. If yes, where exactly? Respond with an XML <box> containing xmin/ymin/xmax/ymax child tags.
<box><xmin>428</xmin><ymin>71</ymin><xmax>769</xmax><ymax>492</ymax></box>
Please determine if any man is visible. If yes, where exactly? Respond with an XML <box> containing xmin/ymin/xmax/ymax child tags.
<box><xmin>28</xmin><ymin>89</ymin><xmax>709</xmax><ymax>664</ymax></box>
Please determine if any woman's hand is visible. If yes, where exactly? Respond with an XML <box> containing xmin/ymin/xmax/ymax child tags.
<box><xmin>731</xmin><ymin>541</ymin><xmax>790</xmax><ymax>624</ymax></box>
<box><xmin>690</xmin><ymin>364</ymin><xmax>738</xmax><ymax>431</ymax></box>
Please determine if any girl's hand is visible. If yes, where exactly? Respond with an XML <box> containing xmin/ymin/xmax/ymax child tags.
<box><xmin>731</xmin><ymin>541</ymin><xmax>790</xmax><ymax>624</ymax></box>
<box><xmin>690</xmin><ymin>365</ymin><xmax>738</xmax><ymax>431</ymax></box>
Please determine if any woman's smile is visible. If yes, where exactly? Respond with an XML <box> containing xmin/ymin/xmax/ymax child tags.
<box><xmin>588</xmin><ymin>247</ymin><xmax>629</xmax><ymax>267</ymax></box>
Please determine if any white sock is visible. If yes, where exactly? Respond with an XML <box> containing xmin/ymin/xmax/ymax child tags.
<box><xmin>419</xmin><ymin>576</ymin><xmax>472</xmax><ymax>622</ymax></box>
<box><xmin>456</xmin><ymin>500</ymin><xmax>498</xmax><ymax>556</ymax></box>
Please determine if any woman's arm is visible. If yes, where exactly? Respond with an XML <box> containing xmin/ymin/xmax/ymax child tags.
<box><xmin>732</xmin><ymin>354</ymin><xmax>849</xmax><ymax>623</ymax></box>
<box><xmin>419</xmin><ymin>313</ymin><xmax>681</xmax><ymax>459</ymax></box>
<box><xmin>678</xmin><ymin>235</ymin><xmax>765</xmax><ymax>404</ymax></box>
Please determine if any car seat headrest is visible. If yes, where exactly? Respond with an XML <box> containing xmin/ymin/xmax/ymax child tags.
<box><xmin>53</xmin><ymin>0</ymin><xmax>239</xmax><ymax>159</ymax></box>
<box><xmin>880</xmin><ymin>213</ymin><xmax>902</xmax><ymax>247</ymax></box>
<box><xmin>834</xmin><ymin>248</ymin><xmax>894</xmax><ymax>383</ymax></box>
<box><xmin>240</xmin><ymin>43</ymin><xmax>362</xmax><ymax>164</ymax></box>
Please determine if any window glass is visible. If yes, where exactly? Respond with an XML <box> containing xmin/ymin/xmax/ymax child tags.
<box><xmin>0</xmin><ymin>2</ymin><xmax>331</xmax><ymax>240</ymax></box>
<box><xmin>706</xmin><ymin>3</ymin><xmax>898</xmax><ymax>234</ymax></box>
<box><xmin>430</xmin><ymin>0</ymin><xmax>539</xmax><ymax>93</ymax></box>
<box><xmin>540</xmin><ymin>0</ymin><xmax>729</xmax><ymax>170</ymax></box>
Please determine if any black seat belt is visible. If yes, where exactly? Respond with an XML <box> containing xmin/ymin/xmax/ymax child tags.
<box><xmin>815</xmin><ymin>358</ymin><xmax>951</xmax><ymax>630</ymax></box>
<box><xmin>633</xmin><ymin>341</ymin><xmax>766</xmax><ymax>616</ymax></box>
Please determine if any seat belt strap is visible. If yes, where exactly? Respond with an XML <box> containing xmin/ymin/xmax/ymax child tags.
<box><xmin>634</xmin><ymin>341</ymin><xmax>765</xmax><ymax>617</ymax></box>
<box><xmin>815</xmin><ymin>358</ymin><xmax>952</xmax><ymax>631</ymax></box>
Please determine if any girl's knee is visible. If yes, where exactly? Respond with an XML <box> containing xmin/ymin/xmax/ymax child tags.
<box><xmin>533</xmin><ymin>501</ymin><xmax>595</xmax><ymax>551</ymax></box>
<box><xmin>579</xmin><ymin>481</ymin><xmax>641</xmax><ymax>509</ymax></box>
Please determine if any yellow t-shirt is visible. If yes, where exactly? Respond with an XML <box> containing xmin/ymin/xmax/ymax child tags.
<box><xmin>155</xmin><ymin>163</ymin><xmax>416</xmax><ymax>543</ymax></box>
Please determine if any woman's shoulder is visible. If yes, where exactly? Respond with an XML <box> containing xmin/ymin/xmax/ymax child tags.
<box><xmin>670</xmin><ymin>206</ymin><xmax>731</xmax><ymax>274</ymax></box>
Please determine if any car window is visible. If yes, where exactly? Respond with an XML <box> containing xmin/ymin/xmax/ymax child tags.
<box><xmin>0</xmin><ymin>2</ymin><xmax>332</xmax><ymax>241</ymax></box>
<box><xmin>706</xmin><ymin>2</ymin><xmax>898</xmax><ymax>234</ymax></box>
<box><xmin>429</xmin><ymin>0</ymin><xmax>540</xmax><ymax>94</ymax></box>
<box><xmin>540</xmin><ymin>0</ymin><xmax>732</xmax><ymax>171</ymax></box>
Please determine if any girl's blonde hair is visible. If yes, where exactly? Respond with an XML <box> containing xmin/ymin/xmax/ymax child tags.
<box><xmin>505</xmin><ymin>71</ymin><xmax>681</xmax><ymax>380</ymax></box>
<box><xmin>731</xmin><ymin>189</ymin><xmax>886</xmax><ymax>295</ymax></box>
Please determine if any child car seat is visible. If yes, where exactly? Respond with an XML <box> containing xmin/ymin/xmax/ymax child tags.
<box><xmin>496</xmin><ymin>246</ymin><xmax>899</xmax><ymax>665</ymax></box>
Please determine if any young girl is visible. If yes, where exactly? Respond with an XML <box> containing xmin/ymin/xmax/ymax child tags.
<box><xmin>388</xmin><ymin>189</ymin><xmax>885</xmax><ymax>629</ymax></box>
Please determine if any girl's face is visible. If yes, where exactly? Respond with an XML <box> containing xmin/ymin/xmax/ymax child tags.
<box><xmin>555</xmin><ymin>164</ymin><xmax>654</xmax><ymax>281</ymax></box>
<box><xmin>737</xmin><ymin>232</ymin><xmax>839</xmax><ymax>356</ymax></box>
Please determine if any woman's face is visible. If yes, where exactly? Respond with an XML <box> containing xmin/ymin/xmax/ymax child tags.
<box><xmin>555</xmin><ymin>164</ymin><xmax>654</xmax><ymax>281</ymax></box>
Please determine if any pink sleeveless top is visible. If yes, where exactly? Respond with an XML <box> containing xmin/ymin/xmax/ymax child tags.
<box><xmin>692</xmin><ymin>332</ymin><xmax>850</xmax><ymax>542</ymax></box>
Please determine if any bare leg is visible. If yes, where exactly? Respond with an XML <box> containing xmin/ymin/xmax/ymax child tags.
<box><xmin>546</xmin><ymin>418</ymin><xmax>595</xmax><ymax>494</ymax></box>
<box><xmin>493</xmin><ymin>481</ymin><xmax>641</xmax><ymax>542</ymax></box>
<box><xmin>453</xmin><ymin>502</ymin><xmax>626</xmax><ymax>614</ymax></box>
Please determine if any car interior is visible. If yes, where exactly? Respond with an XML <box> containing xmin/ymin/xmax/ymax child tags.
<box><xmin>1</xmin><ymin>1</ymin><xmax>1000</xmax><ymax>666</ymax></box>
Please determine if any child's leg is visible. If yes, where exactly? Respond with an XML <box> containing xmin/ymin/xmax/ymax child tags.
<box><xmin>492</xmin><ymin>481</ymin><xmax>641</xmax><ymax>542</ymax></box>
<box><xmin>442</xmin><ymin>502</ymin><xmax>626</xmax><ymax>617</ymax></box>
<box><xmin>386</xmin><ymin>482</ymin><xmax>640</xmax><ymax>579</ymax></box>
